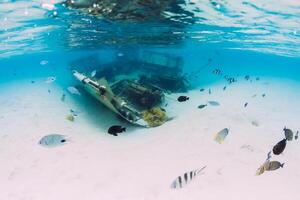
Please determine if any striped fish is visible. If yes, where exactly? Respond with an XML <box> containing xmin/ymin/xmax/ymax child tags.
<box><xmin>170</xmin><ymin>166</ymin><xmax>206</xmax><ymax>189</ymax></box>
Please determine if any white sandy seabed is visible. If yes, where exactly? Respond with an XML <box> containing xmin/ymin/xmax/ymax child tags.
<box><xmin>0</xmin><ymin>76</ymin><xmax>300</xmax><ymax>200</ymax></box>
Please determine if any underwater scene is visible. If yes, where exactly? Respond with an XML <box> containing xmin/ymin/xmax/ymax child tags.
<box><xmin>1</xmin><ymin>0</ymin><xmax>300</xmax><ymax>199</ymax></box>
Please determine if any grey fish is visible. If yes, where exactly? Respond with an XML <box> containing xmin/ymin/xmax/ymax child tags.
<box><xmin>198</xmin><ymin>104</ymin><xmax>207</xmax><ymax>109</ymax></box>
<box><xmin>209</xmin><ymin>89</ymin><xmax>211</xmax><ymax>94</ymax></box>
<box><xmin>39</xmin><ymin>134</ymin><xmax>68</xmax><ymax>148</ymax></box>
<box><xmin>295</xmin><ymin>131</ymin><xmax>299</xmax><ymax>140</ymax></box>
<box><xmin>245</xmin><ymin>75</ymin><xmax>250</xmax><ymax>80</ymax></box>
<box><xmin>170</xmin><ymin>166</ymin><xmax>206</xmax><ymax>189</ymax></box>
<box><xmin>200</xmin><ymin>88</ymin><xmax>205</xmax><ymax>92</ymax></box>
<box><xmin>264</xmin><ymin>161</ymin><xmax>284</xmax><ymax>171</ymax></box>
<box><xmin>283</xmin><ymin>127</ymin><xmax>293</xmax><ymax>141</ymax></box>
<box><xmin>208</xmin><ymin>101</ymin><xmax>220</xmax><ymax>106</ymax></box>
<box><xmin>223</xmin><ymin>86</ymin><xmax>226</xmax><ymax>91</ymax></box>
<box><xmin>244</xmin><ymin>102</ymin><xmax>248</xmax><ymax>108</ymax></box>
<box><xmin>262</xmin><ymin>93</ymin><xmax>266</xmax><ymax>97</ymax></box>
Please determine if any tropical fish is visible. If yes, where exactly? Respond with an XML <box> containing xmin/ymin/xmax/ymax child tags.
<box><xmin>65</xmin><ymin>114</ymin><xmax>74</xmax><ymax>122</ymax></box>
<box><xmin>61</xmin><ymin>93</ymin><xmax>66</xmax><ymax>102</ymax></box>
<box><xmin>40</xmin><ymin>60</ymin><xmax>48</xmax><ymax>65</ymax></box>
<box><xmin>67</xmin><ymin>86</ymin><xmax>81</xmax><ymax>95</ymax></box>
<box><xmin>170</xmin><ymin>166</ymin><xmax>206</xmax><ymax>189</ymax></box>
<box><xmin>244</xmin><ymin>102</ymin><xmax>248</xmax><ymax>107</ymax></box>
<box><xmin>264</xmin><ymin>161</ymin><xmax>284</xmax><ymax>171</ymax></box>
<box><xmin>244</xmin><ymin>75</ymin><xmax>250</xmax><ymax>80</ymax></box>
<box><xmin>39</xmin><ymin>134</ymin><xmax>68</xmax><ymax>148</ymax></box>
<box><xmin>283</xmin><ymin>127</ymin><xmax>293</xmax><ymax>141</ymax></box>
<box><xmin>199</xmin><ymin>88</ymin><xmax>205</xmax><ymax>92</ymax></box>
<box><xmin>198</xmin><ymin>104</ymin><xmax>207</xmax><ymax>109</ymax></box>
<box><xmin>45</xmin><ymin>76</ymin><xmax>56</xmax><ymax>83</ymax></box>
<box><xmin>177</xmin><ymin>96</ymin><xmax>189</xmax><ymax>102</ymax></box>
<box><xmin>272</xmin><ymin>139</ymin><xmax>286</xmax><ymax>155</ymax></box>
<box><xmin>108</xmin><ymin>125</ymin><xmax>126</xmax><ymax>136</ymax></box>
<box><xmin>91</xmin><ymin>70</ymin><xmax>97</xmax><ymax>77</ymax></box>
<box><xmin>251</xmin><ymin>120</ymin><xmax>259</xmax><ymax>127</ymax></box>
<box><xmin>295</xmin><ymin>131</ymin><xmax>299</xmax><ymax>140</ymax></box>
<box><xmin>255</xmin><ymin>152</ymin><xmax>272</xmax><ymax>176</ymax></box>
<box><xmin>214</xmin><ymin>128</ymin><xmax>229</xmax><ymax>144</ymax></box>
<box><xmin>70</xmin><ymin>109</ymin><xmax>79</xmax><ymax>116</ymax></box>
<box><xmin>208</xmin><ymin>101</ymin><xmax>220</xmax><ymax>106</ymax></box>
<box><xmin>212</xmin><ymin>69</ymin><xmax>221</xmax><ymax>75</ymax></box>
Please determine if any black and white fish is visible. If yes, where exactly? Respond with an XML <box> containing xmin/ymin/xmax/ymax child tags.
<box><xmin>108</xmin><ymin>125</ymin><xmax>126</xmax><ymax>136</ymax></box>
<box><xmin>283</xmin><ymin>127</ymin><xmax>294</xmax><ymax>141</ymax></box>
<box><xmin>208</xmin><ymin>101</ymin><xmax>220</xmax><ymax>106</ymax></box>
<box><xmin>170</xmin><ymin>166</ymin><xmax>206</xmax><ymax>189</ymax></box>
<box><xmin>39</xmin><ymin>134</ymin><xmax>68</xmax><ymax>148</ymax></box>
<box><xmin>177</xmin><ymin>96</ymin><xmax>189</xmax><ymax>102</ymax></box>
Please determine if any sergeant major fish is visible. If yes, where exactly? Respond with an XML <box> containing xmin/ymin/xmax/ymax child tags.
<box><xmin>170</xmin><ymin>166</ymin><xmax>206</xmax><ymax>189</ymax></box>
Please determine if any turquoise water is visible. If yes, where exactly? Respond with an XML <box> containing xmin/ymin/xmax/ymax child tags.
<box><xmin>1</xmin><ymin>1</ymin><xmax>300</xmax><ymax>87</ymax></box>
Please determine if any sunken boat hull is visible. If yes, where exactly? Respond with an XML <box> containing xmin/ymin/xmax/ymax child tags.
<box><xmin>73</xmin><ymin>70</ymin><xmax>168</xmax><ymax>127</ymax></box>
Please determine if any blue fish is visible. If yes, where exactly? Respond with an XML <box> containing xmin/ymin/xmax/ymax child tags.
<box><xmin>39</xmin><ymin>134</ymin><xmax>68</xmax><ymax>148</ymax></box>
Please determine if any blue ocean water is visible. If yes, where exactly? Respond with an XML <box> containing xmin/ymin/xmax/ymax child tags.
<box><xmin>0</xmin><ymin>0</ymin><xmax>300</xmax><ymax>103</ymax></box>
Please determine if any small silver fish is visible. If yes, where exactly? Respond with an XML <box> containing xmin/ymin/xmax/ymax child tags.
<box><xmin>91</xmin><ymin>70</ymin><xmax>97</xmax><ymax>77</ymax></box>
<box><xmin>39</xmin><ymin>134</ymin><xmax>68</xmax><ymax>148</ymax></box>
<box><xmin>67</xmin><ymin>86</ymin><xmax>81</xmax><ymax>95</ymax></box>
<box><xmin>214</xmin><ymin>128</ymin><xmax>229</xmax><ymax>144</ymax></box>
<box><xmin>170</xmin><ymin>166</ymin><xmax>206</xmax><ymax>189</ymax></box>
<box><xmin>45</xmin><ymin>76</ymin><xmax>56</xmax><ymax>83</ymax></box>
<box><xmin>208</xmin><ymin>101</ymin><xmax>220</xmax><ymax>106</ymax></box>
